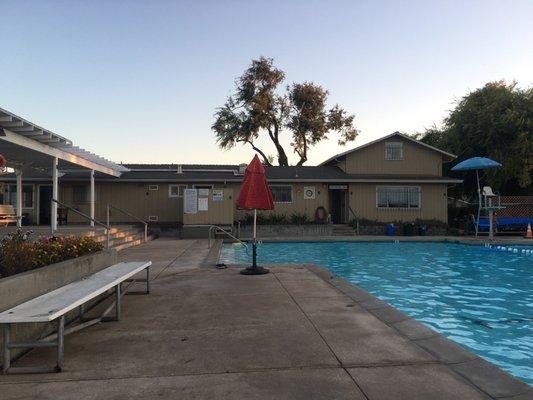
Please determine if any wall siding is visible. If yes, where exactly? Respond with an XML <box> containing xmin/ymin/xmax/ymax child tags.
<box><xmin>3</xmin><ymin>179</ymin><xmax>448</xmax><ymax>226</ymax></box>
<box><xmin>59</xmin><ymin>182</ymin><xmax>183</xmax><ymax>224</ymax></box>
<box><xmin>349</xmin><ymin>183</ymin><xmax>448</xmax><ymax>222</ymax></box>
<box><xmin>228</xmin><ymin>183</ymin><xmax>331</xmax><ymax>221</ymax></box>
<box><xmin>340</xmin><ymin>137</ymin><xmax>443</xmax><ymax>176</ymax></box>
<box><xmin>183</xmin><ymin>189</ymin><xmax>234</xmax><ymax>225</ymax></box>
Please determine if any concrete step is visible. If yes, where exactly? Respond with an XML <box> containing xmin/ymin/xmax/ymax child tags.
<box><xmin>332</xmin><ymin>226</ymin><xmax>356</xmax><ymax>236</ymax></box>
<box><xmin>87</xmin><ymin>225</ymin><xmax>149</xmax><ymax>250</ymax></box>
<box><xmin>113</xmin><ymin>234</ymin><xmax>155</xmax><ymax>252</ymax></box>
<box><xmin>93</xmin><ymin>229</ymin><xmax>144</xmax><ymax>243</ymax></box>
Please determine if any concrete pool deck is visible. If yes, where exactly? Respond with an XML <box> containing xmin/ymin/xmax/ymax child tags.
<box><xmin>0</xmin><ymin>238</ymin><xmax>531</xmax><ymax>399</ymax></box>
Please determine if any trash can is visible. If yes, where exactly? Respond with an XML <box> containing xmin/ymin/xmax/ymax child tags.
<box><xmin>418</xmin><ymin>224</ymin><xmax>427</xmax><ymax>236</ymax></box>
<box><xmin>22</xmin><ymin>213</ymin><xmax>30</xmax><ymax>226</ymax></box>
<box><xmin>386</xmin><ymin>223</ymin><xmax>395</xmax><ymax>236</ymax></box>
<box><xmin>403</xmin><ymin>222</ymin><xmax>415</xmax><ymax>236</ymax></box>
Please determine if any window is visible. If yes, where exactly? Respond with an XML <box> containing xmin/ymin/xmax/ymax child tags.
<box><xmin>270</xmin><ymin>185</ymin><xmax>293</xmax><ymax>203</ymax></box>
<box><xmin>385</xmin><ymin>142</ymin><xmax>403</xmax><ymax>160</ymax></box>
<box><xmin>72</xmin><ymin>185</ymin><xmax>88</xmax><ymax>203</ymax></box>
<box><xmin>5</xmin><ymin>185</ymin><xmax>34</xmax><ymax>208</ymax></box>
<box><xmin>192</xmin><ymin>184</ymin><xmax>213</xmax><ymax>189</ymax></box>
<box><xmin>169</xmin><ymin>184</ymin><xmax>186</xmax><ymax>198</ymax></box>
<box><xmin>377</xmin><ymin>186</ymin><xmax>420</xmax><ymax>209</ymax></box>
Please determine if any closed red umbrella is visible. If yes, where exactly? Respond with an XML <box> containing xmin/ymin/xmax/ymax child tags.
<box><xmin>236</xmin><ymin>155</ymin><xmax>274</xmax><ymax>275</ymax></box>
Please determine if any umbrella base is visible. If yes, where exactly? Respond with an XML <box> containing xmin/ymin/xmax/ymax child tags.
<box><xmin>240</xmin><ymin>266</ymin><xmax>270</xmax><ymax>275</ymax></box>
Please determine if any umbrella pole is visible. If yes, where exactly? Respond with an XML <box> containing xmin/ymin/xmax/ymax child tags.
<box><xmin>475</xmin><ymin>170</ymin><xmax>481</xmax><ymax>237</ymax></box>
<box><xmin>240</xmin><ymin>209</ymin><xmax>269</xmax><ymax>275</ymax></box>
<box><xmin>252</xmin><ymin>209</ymin><xmax>257</xmax><ymax>269</ymax></box>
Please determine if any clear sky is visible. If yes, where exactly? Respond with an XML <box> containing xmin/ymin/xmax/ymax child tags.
<box><xmin>1</xmin><ymin>0</ymin><xmax>532</xmax><ymax>166</ymax></box>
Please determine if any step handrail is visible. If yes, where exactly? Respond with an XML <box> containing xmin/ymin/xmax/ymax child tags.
<box><xmin>51</xmin><ymin>199</ymin><xmax>110</xmax><ymax>249</ymax></box>
<box><xmin>202</xmin><ymin>225</ymin><xmax>249</xmax><ymax>251</ymax></box>
<box><xmin>106</xmin><ymin>204</ymin><xmax>148</xmax><ymax>243</ymax></box>
<box><xmin>347</xmin><ymin>205</ymin><xmax>359</xmax><ymax>235</ymax></box>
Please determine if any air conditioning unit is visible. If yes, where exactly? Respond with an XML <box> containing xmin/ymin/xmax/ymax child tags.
<box><xmin>303</xmin><ymin>186</ymin><xmax>316</xmax><ymax>200</ymax></box>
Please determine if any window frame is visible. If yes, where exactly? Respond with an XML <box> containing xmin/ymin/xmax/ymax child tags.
<box><xmin>168</xmin><ymin>184</ymin><xmax>187</xmax><ymax>198</ymax></box>
<box><xmin>385</xmin><ymin>141</ymin><xmax>404</xmax><ymax>161</ymax></box>
<box><xmin>5</xmin><ymin>184</ymin><xmax>34</xmax><ymax>209</ymax></box>
<box><xmin>192</xmin><ymin>184</ymin><xmax>214</xmax><ymax>190</ymax></box>
<box><xmin>269</xmin><ymin>185</ymin><xmax>293</xmax><ymax>204</ymax></box>
<box><xmin>376</xmin><ymin>186</ymin><xmax>421</xmax><ymax>209</ymax></box>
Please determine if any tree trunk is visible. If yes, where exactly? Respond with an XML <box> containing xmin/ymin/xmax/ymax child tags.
<box><xmin>269</xmin><ymin>123</ymin><xmax>289</xmax><ymax>166</ymax></box>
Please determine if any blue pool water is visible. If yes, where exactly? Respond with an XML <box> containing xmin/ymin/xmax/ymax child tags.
<box><xmin>220</xmin><ymin>241</ymin><xmax>533</xmax><ymax>383</ymax></box>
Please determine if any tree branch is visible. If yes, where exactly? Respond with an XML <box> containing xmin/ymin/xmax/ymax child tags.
<box><xmin>237</xmin><ymin>139</ymin><xmax>271</xmax><ymax>165</ymax></box>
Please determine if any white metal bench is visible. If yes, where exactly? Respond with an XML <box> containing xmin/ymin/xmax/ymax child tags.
<box><xmin>0</xmin><ymin>204</ymin><xmax>20</xmax><ymax>226</ymax></box>
<box><xmin>0</xmin><ymin>261</ymin><xmax>151</xmax><ymax>374</ymax></box>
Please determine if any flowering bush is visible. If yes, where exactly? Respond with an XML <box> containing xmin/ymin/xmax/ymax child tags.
<box><xmin>0</xmin><ymin>230</ymin><xmax>103</xmax><ymax>278</ymax></box>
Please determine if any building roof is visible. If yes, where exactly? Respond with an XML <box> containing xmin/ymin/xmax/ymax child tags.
<box><xmin>319</xmin><ymin>131</ymin><xmax>457</xmax><ymax>166</ymax></box>
<box><xmin>0</xmin><ymin>163</ymin><xmax>462</xmax><ymax>184</ymax></box>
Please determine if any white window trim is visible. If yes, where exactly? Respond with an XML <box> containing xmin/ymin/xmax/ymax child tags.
<box><xmin>375</xmin><ymin>185</ymin><xmax>421</xmax><ymax>209</ymax></box>
<box><xmin>168</xmin><ymin>184</ymin><xmax>187</xmax><ymax>198</ymax></box>
<box><xmin>385</xmin><ymin>141</ymin><xmax>404</xmax><ymax>161</ymax></box>
<box><xmin>6</xmin><ymin>184</ymin><xmax>34</xmax><ymax>210</ymax></box>
<box><xmin>269</xmin><ymin>184</ymin><xmax>293</xmax><ymax>204</ymax></box>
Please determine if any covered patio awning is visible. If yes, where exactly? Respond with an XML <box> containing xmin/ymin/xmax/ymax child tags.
<box><xmin>0</xmin><ymin>107</ymin><xmax>127</xmax><ymax>176</ymax></box>
<box><xmin>0</xmin><ymin>107</ymin><xmax>129</xmax><ymax>230</ymax></box>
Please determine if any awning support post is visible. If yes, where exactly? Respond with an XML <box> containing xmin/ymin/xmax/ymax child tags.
<box><xmin>51</xmin><ymin>157</ymin><xmax>58</xmax><ymax>233</ymax></box>
<box><xmin>15</xmin><ymin>168</ymin><xmax>22</xmax><ymax>228</ymax></box>
<box><xmin>90</xmin><ymin>170</ymin><xmax>95</xmax><ymax>227</ymax></box>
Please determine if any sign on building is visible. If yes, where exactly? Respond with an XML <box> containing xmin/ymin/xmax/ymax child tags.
<box><xmin>303</xmin><ymin>186</ymin><xmax>316</xmax><ymax>200</ymax></box>
<box><xmin>198</xmin><ymin>197</ymin><xmax>209</xmax><ymax>211</ymax></box>
<box><xmin>212</xmin><ymin>189</ymin><xmax>224</xmax><ymax>202</ymax></box>
<box><xmin>184</xmin><ymin>189</ymin><xmax>198</xmax><ymax>214</ymax></box>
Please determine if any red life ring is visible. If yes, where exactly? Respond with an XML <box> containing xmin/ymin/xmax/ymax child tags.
<box><xmin>315</xmin><ymin>206</ymin><xmax>327</xmax><ymax>222</ymax></box>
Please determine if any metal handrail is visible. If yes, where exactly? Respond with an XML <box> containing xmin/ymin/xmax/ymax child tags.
<box><xmin>206</xmin><ymin>225</ymin><xmax>249</xmax><ymax>251</ymax></box>
<box><xmin>51</xmin><ymin>199</ymin><xmax>110</xmax><ymax>249</ymax></box>
<box><xmin>347</xmin><ymin>205</ymin><xmax>359</xmax><ymax>235</ymax></box>
<box><xmin>106</xmin><ymin>204</ymin><xmax>148</xmax><ymax>243</ymax></box>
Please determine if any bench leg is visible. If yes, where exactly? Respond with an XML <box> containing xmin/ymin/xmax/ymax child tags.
<box><xmin>123</xmin><ymin>267</ymin><xmax>150</xmax><ymax>295</ymax></box>
<box><xmin>56</xmin><ymin>316</ymin><xmax>65</xmax><ymax>372</ymax></box>
<box><xmin>146</xmin><ymin>266</ymin><xmax>150</xmax><ymax>294</ymax></box>
<box><xmin>3</xmin><ymin>324</ymin><xmax>10</xmax><ymax>373</ymax></box>
<box><xmin>115</xmin><ymin>284</ymin><xmax>121</xmax><ymax>321</ymax></box>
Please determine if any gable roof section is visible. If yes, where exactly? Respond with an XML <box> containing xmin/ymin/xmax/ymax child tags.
<box><xmin>319</xmin><ymin>131</ymin><xmax>456</xmax><ymax>166</ymax></box>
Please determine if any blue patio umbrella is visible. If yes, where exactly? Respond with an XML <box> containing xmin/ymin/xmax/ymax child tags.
<box><xmin>452</xmin><ymin>157</ymin><xmax>502</xmax><ymax>236</ymax></box>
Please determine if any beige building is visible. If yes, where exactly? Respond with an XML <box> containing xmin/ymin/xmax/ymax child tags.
<box><xmin>1</xmin><ymin>132</ymin><xmax>461</xmax><ymax>227</ymax></box>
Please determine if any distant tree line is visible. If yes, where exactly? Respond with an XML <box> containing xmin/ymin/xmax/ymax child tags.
<box><xmin>413</xmin><ymin>81</ymin><xmax>533</xmax><ymax>197</ymax></box>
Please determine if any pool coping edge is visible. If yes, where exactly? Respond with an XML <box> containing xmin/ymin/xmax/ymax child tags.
<box><xmin>303</xmin><ymin>263</ymin><xmax>532</xmax><ymax>399</ymax></box>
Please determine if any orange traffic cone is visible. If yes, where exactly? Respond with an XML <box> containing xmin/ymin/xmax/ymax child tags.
<box><xmin>526</xmin><ymin>223</ymin><xmax>533</xmax><ymax>239</ymax></box>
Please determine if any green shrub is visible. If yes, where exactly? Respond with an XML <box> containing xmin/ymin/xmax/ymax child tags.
<box><xmin>289</xmin><ymin>212</ymin><xmax>310</xmax><ymax>224</ymax></box>
<box><xmin>0</xmin><ymin>230</ymin><xmax>103</xmax><ymax>278</ymax></box>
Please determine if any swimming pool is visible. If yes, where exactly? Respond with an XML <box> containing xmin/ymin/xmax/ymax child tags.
<box><xmin>220</xmin><ymin>241</ymin><xmax>533</xmax><ymax>383</ymax></box>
